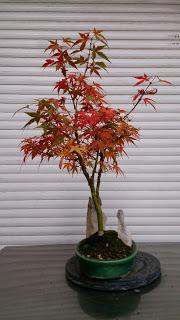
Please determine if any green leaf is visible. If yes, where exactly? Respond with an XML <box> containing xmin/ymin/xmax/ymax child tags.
<box><xmin>26</xmin><ymin>112</ymin><xmax>38</xmax><ymax>118</ymax></box>
<box><xmin>96</xmin><ymin>32</ymin><xmax>106</xmax><ymax>41</ymax></box>
<box><xmin>75</xmin><ymin>55</ymin><xmax>87</xmax><ymax>65</ymax></box>
<box><xmin>97</xmin><ymin>51</ymin><xmax>110</xmax><ymax>62</ymax></box>
<box><xmin>96</xmin><ymin>35</ymin><xmax>108</xmax><ymax>46</ymax></box>
<box><xmin>26</xmin><ymin>111</ymin><xmax>41</xmax><ymax>124</ymax></box>
<box><xmin>95</xmin><ymin>45</ymin><xmax>106</xmax><ymax>51</ymax></box>
<box><xmin>22</xmin><ymin>118</ymin><xmax>36</xmax><ymax>129</ymax></box>
<box><xmin>92</xmin><ymin>51</ymin><xmax>96</xmax><ymax>60</ymax></box>
<box><xmin>38</xmin><ymin>123</ymin><xmax>51</xmax><ymax>134</ymax></box>
<box><xmin>96</xmin><ymin>61</ymin><xmax>107</xmax><ymax>70</ymax></box>
<box><xmin>47</xmin><ymin>108</ymin><xmax>54</xmax><ymax>115</ymax></box>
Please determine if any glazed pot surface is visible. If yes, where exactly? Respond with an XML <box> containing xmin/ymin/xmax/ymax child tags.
<box><xmin>76</xmin><ymin>241</ymin><xmax>138</xmax><ymax>279</ymax></box>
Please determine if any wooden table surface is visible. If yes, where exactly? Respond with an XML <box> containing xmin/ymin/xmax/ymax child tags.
<box><xmin>0</xmin><ymin>243</ymin><xmax>179</xmax><ymax>320</ymax></box>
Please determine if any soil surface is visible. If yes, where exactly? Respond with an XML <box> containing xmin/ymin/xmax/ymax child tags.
<box><xmin>78</xmin><ymin>230</ymin><xmax>133</xmax><ymax>260</ymax></box>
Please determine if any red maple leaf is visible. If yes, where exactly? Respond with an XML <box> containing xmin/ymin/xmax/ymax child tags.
<box><xmin>157</xmin><ymin>77</ymin><xmax>174</xmax><ymax>86</ymax></box>
<box><xmin>133</xmin><ymin>73</ymin><xmax>150</xmax><ymax>86</ymax></box>
<box><xmin>54</xmin><ymin>79</ymin><xmax>68</xmax><ymax>94</ymax></box>
<box><xmin>143</xmin><ymin>98</ymin><xmax>156</xmax><ymax>110</ymax></box>
<box><xmin>42</xmin><ymin>59</ymin><xmax>55</xmax><ymax>69</ymax></box>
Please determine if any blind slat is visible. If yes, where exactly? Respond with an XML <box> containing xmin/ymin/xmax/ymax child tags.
<box><xmin>1</xmin><ymin>173</ymin><xmax>179</xmax><ymax>182</ymax></box>
<box><xmin>1</xmin><ymin>66</ymin><xmax>180</xmax><ymax>77</ymax></box>
<box><xmin>0</xmin><ymin>207</ymin><xmax>180</xmax><ymax>217</ymax></box>
<box><xmin>1</xmin><ymin>217</ymin><xmax>180</xmax><ymax>227</ymax></box>
<box><xmin>1</xmin><ymin>3</ymin><xmax>180</xmax><ymax>13</ymax></box>
<box><xmin>0</xmin><ymin>21</ymin><xmax>179</xmax><ymax>31</ymax></box>
<box><xmin>1</xmin><ymin>199</ymin><xmax>180</xmax><ymax>209</ymax></box>
<box><xmin>1</xmin><ymin>30</ymin><xmax>180</xmax><ymax>40</ymax></box>
<box><xmin>0</xmin><ymin>12</ymin><xmax>180</xmax><ymax>22</ymax></box>
<box><xmin>0</xmin><ymin>181</ymin><xmax>179</xmax><ymax>192</ymax></box>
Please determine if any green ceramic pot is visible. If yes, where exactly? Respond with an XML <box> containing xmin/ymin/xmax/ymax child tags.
<box><xmin>76</xmin><ymin>241</ymin><xmax>138</xmax><ymax>279</ymax></box>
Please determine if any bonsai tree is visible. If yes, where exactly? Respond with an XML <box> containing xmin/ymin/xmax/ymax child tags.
<box><xmin>20</xmin><ymin>29</ymin><xmax>172</xmax><ymax>238</ymax></box>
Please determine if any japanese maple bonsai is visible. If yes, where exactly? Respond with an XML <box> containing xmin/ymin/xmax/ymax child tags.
<box><xmin>20</xmin><ymin>29</ymin><xmax>171</xmax><ymax>278</ymax></box>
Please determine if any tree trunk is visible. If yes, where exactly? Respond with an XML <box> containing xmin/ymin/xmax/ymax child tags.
<box><xmin>86</xmin><ymin>196</ymin><xmax>106</xmax><ymax>237</ymax></box>
<box><xmin>91</xmin><ymin>192</ymin><xmax>104</xmax><ymax>236</ymax></box>
<box><xmin>86</xmin><ymin>178</ymin><xmax>104</xmax><ymax>236</ymax></box>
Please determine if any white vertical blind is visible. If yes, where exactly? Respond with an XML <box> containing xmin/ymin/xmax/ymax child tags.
<box><xmin>0</xmin><ymin>0</ymin><xmax>180</xmax><ymax>247</ymax></box>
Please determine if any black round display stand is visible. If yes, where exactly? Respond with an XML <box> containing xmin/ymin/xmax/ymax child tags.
<box><xmin>65</xmin><ymin>251</ymin><xmax>161</xmax><ymax>291</ymax></box>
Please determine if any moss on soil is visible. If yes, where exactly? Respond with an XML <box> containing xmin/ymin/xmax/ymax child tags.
<box><xmin>78</xmin><ymin>230</ymin><xmax>133</xmax><ymax>260</ymax></box>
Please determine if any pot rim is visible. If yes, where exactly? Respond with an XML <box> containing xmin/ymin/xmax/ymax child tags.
<box><xmin>75</xmin><ymin>240</ymin><xmax>138</xmax><ymax>264</ymax></box>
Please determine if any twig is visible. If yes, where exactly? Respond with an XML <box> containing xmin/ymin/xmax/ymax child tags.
<box><xmin>124</xmin><ymin>76</ymin><xmax>156</xmax><ymax>119</ymax></box>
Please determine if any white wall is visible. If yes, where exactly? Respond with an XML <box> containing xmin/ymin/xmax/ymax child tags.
<box><xmin>0</xmin><ymin>0</ymin><xmax>180</xmax><ymax>247</ymax></box>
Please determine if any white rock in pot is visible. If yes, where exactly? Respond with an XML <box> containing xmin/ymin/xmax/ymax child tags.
<box><xmin>86</xmin><ymin>197</ymin><xmax>107</xmax><ymax>238</ymax></box>
<box><xmin>117</xmin><ymin>209</ymin><xmax>132</xmax><ymax>247</ymax></box>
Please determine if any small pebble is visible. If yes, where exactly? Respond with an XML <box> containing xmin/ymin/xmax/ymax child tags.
<box><xmin>134</xmin><ymin>289</ymin><xmax>141</xmax><ymax>293</ymax></box>
<box><xmin>97</xmin><ymin>254</ymin><xmax>103</xmax><ymax>260</ymax></box>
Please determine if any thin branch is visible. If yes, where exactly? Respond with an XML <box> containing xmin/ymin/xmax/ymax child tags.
<box><xmin>91</xmin><ymin>150</ymin><xmax>99</xmax><ymax>181</ymax></box>
<box><xmin>124</xmin><ymin>76</ymin><xmax>156</xmax><ymax>119</ymax></box>
<box><xmin>70</xmin><ymin>37</ymin><xmax>94</xmax><ymax>112</ymax></box>
<box><xmin>77</xmin><ymin>152</ymin><xmax>91</xmax><ymax>184</ymax></box>
<box><xmin>73</xmin><ymin>37</ymin><xmax>94</xmax><ymax>110</ymax></box>
<box><xmin>83</xmin><ymin>37</ymin><xmax>93</xmax><ymax>77</ymax></box>
<box><xmin>96</xmin><ymin>152</ymin><xmax>104</xmax><ymax>199</ymax></box>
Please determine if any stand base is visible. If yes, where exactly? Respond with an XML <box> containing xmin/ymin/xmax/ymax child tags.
<box><xmin>66</xmin><ymin>251</ymin><xmax>161</xmax><ymax>291</ymax></box>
